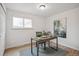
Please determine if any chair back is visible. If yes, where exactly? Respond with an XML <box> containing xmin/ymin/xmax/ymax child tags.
<box><xmin>36</xmin><ymin>32</ymin><xmax>42</xmax><ymax>37</ymax></box>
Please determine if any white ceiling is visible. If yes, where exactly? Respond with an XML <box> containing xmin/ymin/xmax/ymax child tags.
<box><xmin>5</xmin><ymin>3</ymin><xmax>79</xmax><ymax>17</ymax></box>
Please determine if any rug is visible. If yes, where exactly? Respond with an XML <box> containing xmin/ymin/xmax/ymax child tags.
<box><xmin>20</xmin><ymin>47</ymin><xmax>66</xmax><ymax>56</ymax></box>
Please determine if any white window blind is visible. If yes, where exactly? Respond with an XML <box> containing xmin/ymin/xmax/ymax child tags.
<box><xmin>13</xmin><ymin>17</ymin><xmax>23</xmax><ymax>28</ymax></box>
<box><xmin>24</xmin><ymin>19</ymin><xmax>32</xmax><ymax>28</ymax></box>
<box><xmin>13</xmin><ymin>17</ymin><xmax>32</xmax><ymax>29</ymax></box>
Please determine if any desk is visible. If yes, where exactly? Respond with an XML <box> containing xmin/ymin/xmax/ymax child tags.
<box><xmin>31</xmin><ymin>36</ymin><xmax>58</xmax><ymax>56</ymax></box>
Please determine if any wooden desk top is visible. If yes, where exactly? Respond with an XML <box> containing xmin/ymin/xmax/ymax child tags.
<box><xmin>32</xmin><ymin>35</ymin><xmax>57</xmax><ymax>42</ymax></box>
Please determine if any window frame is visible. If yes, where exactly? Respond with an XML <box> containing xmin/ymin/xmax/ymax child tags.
<box><xmin>12</xmin><ymin>16</ymin><xmax>32</xmax><ymax>29</ymax></box>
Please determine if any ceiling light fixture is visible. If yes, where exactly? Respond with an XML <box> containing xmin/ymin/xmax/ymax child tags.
<box><xmin>39</xmin><ymin>4</ymin><xmax>46</xmax><ymax>10</ymax></box>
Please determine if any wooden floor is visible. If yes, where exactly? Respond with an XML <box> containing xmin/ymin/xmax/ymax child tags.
<box><xmin>4</xmin><ymin>43</ymin><xmax>79</xmax><ymax>56</ymax></box>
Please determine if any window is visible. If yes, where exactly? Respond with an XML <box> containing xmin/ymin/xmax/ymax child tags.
<box><xmin>13</xmin><ymin>17</ymin><xmax>32</xmax><ymax>29</ymax></box>
<box><xmin>24</xmin><ymin>19</ymin><xmax>32</xmax><ymax>28</ymax></box>
<box><xmin>13</xmin><ymin>17</ymin><xmax>23</xmax><ymax>28</ymax></box>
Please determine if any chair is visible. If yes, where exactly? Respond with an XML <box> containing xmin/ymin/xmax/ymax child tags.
<box><xmin>36</xmin><ymin>32</ymin><xmax>44</xmax><ymax>47</ymax></box>
<box><xmin>36</xmin><ymin>32</ymin><xmax>42</xmax><ymax>37</ymax></box>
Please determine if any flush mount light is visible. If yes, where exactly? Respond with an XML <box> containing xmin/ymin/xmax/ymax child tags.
<box><xmin>39</xmin><ymin>4</ymin><xmax>46</xmax><ymax>10</ymax></box>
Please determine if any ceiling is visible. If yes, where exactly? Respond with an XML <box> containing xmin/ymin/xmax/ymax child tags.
<box><xmin>4</xmin><ymin>3</ymin><xmax>79</xmax><ymax>17</ymax></box>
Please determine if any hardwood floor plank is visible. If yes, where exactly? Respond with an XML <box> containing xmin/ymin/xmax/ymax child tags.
<box><xmin>4</xmin><ymin>42</ymin><xmax>79</xmax><ymax>56</ymax></box>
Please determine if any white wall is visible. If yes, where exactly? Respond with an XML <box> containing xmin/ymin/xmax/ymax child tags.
<box><xmin>46</xmin><ymin>7</ymin><xmax>79</xmax><ymax>50</ymax></box>
<box><xmin>0</xmin><ymin>4</ymin><xmax>6</xmax><ymax>55</ymax></box>
<box><xmin>6</xmin><ymin>9</ymin><xmax>47</xmax><ymax>49</ymax></box>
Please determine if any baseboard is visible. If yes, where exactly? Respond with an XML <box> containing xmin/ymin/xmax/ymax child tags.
<box><xmin>4</xmin><ymin>42</ymin><xmax>35</xmax><ymax>52</ymax></box>
<box><xmin>51</xmin><ymin>41</ymin><xmax>79</xmax><ymax>51</ymax></box>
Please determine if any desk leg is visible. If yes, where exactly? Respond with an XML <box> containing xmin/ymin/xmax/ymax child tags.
<box><xmin>31</xmin><ymin>38</ymin><xmax>33</xmax><ymax>55</ymax></box>
<box><xmin>56</xmin><ymin>37</ymin><xmax>58</xmax><ymax>51</ymax></box>
<box><xmin>36</xmin><ymin>42</ymin><xmax>39</xmax><ymax>56</ymax></box>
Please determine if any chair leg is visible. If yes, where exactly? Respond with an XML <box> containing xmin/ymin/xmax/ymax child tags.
<box><xmin>41</xmin><ymin>43</ymin><xmax>43</xmax><ymax>47</ymax></box>
<box><xmin>44</xmin><ymin>42</ymin><xmax>46</xmax><ymax>50</ymax></box>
